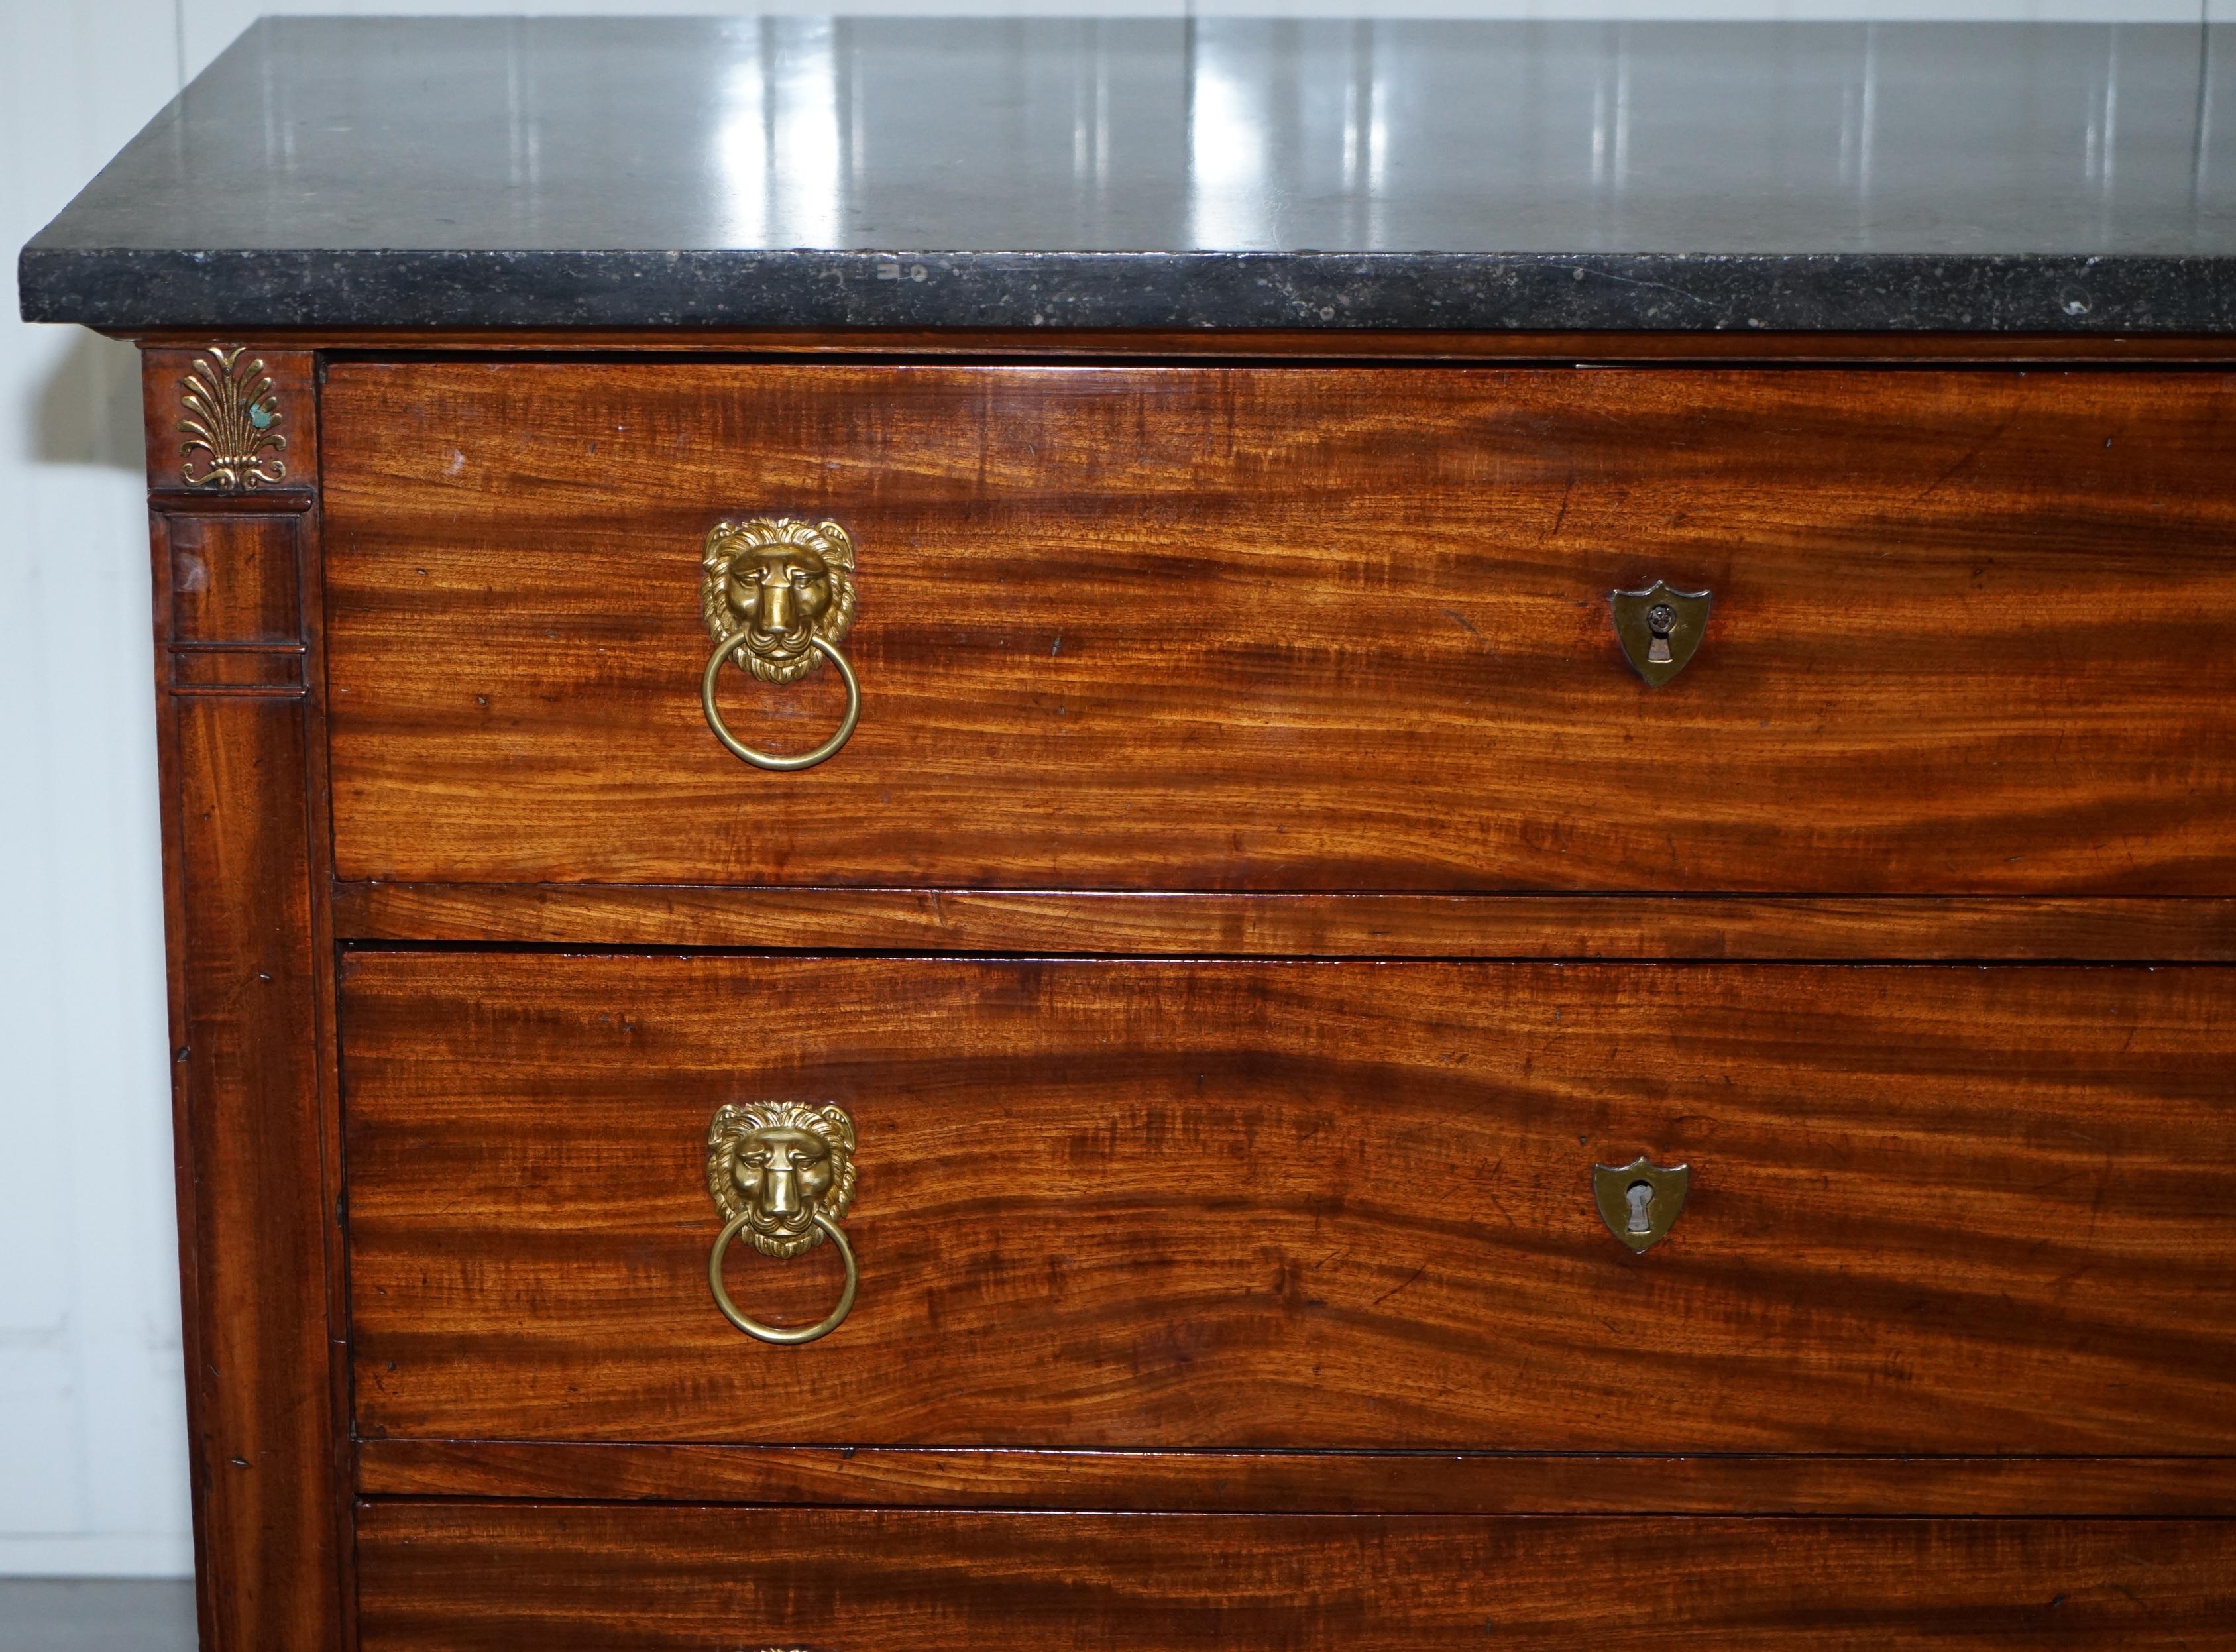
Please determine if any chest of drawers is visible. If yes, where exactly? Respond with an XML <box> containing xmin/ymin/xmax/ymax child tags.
<box><xmin>23</xmin><ymin>15</ymin><xmax>2236</xmax><ymax>1649</ymax></box>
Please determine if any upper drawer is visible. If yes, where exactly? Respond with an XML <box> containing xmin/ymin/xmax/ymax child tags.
<box><xmin>325</xmin><ymin>364</ymin><xmax>2236</xmax><ymax>893</ymax></box>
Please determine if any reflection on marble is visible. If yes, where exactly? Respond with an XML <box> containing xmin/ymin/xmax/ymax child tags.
<box><xmin>714</xmin><ymin>20</ymin><xmax>846</xmax><ymax>251</ymax></box>
<box><xmin>21</xmin><ymin>16</ymin><xmax>2236</xmax><ymax>330</ymax></box>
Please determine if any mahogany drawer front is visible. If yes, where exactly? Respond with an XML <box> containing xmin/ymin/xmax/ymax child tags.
<box><xmin>323</xmin><ymin>363</ymin><xmax>2236</xmax><ymax>895</ymax></box>
<box><xmin>355</xmin><ymin>1504</ymin><xmax>2236</xmax><ymax>1651</ymax></box>
<box><xmin>341</xmin><ymin>955</ymin><xmax>2235</xmax><ymax>1453</ymax></box>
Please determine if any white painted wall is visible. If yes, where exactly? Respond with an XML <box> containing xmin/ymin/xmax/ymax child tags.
<box><xmin>3</xmin><ymin>0</ymin><xmax>195</xmax><ymax>1582</ymax></box>
<box><xmin>0</xmin><ymin>0</ymin><xmax>2218</xmax><ymax>1582</ymax></box>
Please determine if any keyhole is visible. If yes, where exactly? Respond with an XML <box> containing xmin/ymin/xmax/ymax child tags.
<box><xmin>1645</xmin><ymin>604</ymin><xmax>1677</xmax><ymax>665</ymax></box>
<box><xmin>1625</xmin><ymin>1182</ymin><xmax>1656</xmax><ymax>1235</ymax></box>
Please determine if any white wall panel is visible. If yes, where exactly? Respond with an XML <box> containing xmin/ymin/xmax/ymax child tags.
<box><xmin>1</xmin><ymin>0</ymin><xmax>2221</xmax><ymax>1582</ymax></box>
<box><xmin>1</xmin><ymin>0</ymin><xmax>191</xmax><ymax>1582</ymax></box>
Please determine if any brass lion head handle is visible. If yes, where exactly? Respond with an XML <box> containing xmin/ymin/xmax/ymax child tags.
<box><xmin>706</xmin><ymin>1101</ymin><xmax>859</xmax><ymax>1345</ymax></box>
<box><xmin>700</xmin><ymin>518</ymin><xmax>861</xmax><ymax>771</ymax></box>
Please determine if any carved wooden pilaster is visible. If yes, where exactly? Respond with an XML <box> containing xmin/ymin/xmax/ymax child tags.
<box><xmin>142</xmin><ymin>346</ymin><xmax>346</xmax><ymax>1652</ymax></box>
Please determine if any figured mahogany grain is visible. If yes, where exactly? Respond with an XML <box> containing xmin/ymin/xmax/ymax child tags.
<box><xmin>164</xmin><ymin>514</ymin><xmax>303</xmax><ymax>644</ymax></box>
<box><xmin>354</xmin><ymin>1442</ymin><xmax>2236</xmax><ymax>1516</ymax></box>
<box><xmin>343</xmin><ymin>955</ymin><xmax>2236</xmax><ymax>1453</ymax></box>
<box><xmin>323</xmin><ymin>363</ymin><xmax>2236</xmax><ymax>893</ymax></box>
<box><xmin>353</xmin><ymin>1504</ymin><xmax>2236</xmax><ymax>1651</ymax></box>
<box><xmin>332</xmin><ymin>882</ymin><xmax>2236</xmax><ymax>958</ymax></box>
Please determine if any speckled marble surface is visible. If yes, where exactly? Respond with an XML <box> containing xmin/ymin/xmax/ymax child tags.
<box><xmin>21</xmin><ymin>16</ymin><xmax>2236</xmax><ymax>332</ymax></box>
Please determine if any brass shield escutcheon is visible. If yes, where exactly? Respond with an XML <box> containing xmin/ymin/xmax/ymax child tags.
<box><xmin>1610</xmin><ymin>580</ymin><xmax>1712</xmax><ymax>686</ymax></box>
<box><xmin>1593</xmin><ymin>1156</ymin><xmax>1690</xmax><ymax>1252</ymax></box>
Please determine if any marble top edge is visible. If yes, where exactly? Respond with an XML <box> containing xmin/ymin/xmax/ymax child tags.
<box><xmin>23</xmin><ymin>14</ymin><xmax>2236</xmax><ymax>333</ymax></box>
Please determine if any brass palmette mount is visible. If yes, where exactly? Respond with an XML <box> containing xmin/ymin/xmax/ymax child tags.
<box><xmin>178</xmin><ymin>346</ymin><xmax>287</xmax><ymax>490</ymax></box>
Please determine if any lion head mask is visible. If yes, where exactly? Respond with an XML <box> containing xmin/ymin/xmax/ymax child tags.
<box><xmin>706</xmin><ymin>1101</ymin><xmax>858</xmax><ymax>1260</ymax></box>
<box><xmin>700</xmin><ymin>518</ymin><xmax>858</xmax><ymax>685</ymax></box>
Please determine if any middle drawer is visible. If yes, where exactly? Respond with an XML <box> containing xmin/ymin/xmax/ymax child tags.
<box><xmin>342</xmin><ymin>955</ymin><xmax>2232</xmax><ymax>1453</ymax></box>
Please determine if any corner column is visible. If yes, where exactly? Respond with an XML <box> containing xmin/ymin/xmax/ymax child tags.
<box><xmin>142</xmin><ymin>345</ymin><xmax>347</xmax><ymax>1652</ymax></box>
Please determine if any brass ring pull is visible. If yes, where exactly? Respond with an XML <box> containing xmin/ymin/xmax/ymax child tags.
<box><xmin>708</xmin><ymin>1207</ymin><xmax>858</xmax><ymax>1345</ymax></box>
<box><xmin>706</xmin><ymin>1101</ymin><xmax>860</xmax><ymax>1347</ymax></box>
<box><xmin>699</xmin><ymin>517</ymin><xmax>862</xmax><ymax>772</ymax></box>
<box><xmin>699</xmin><ymin>631</ymin><xmax>860</xmax><ymax>772</ymax></box>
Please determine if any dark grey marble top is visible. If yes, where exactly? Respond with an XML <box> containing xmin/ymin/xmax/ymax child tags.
<box><xmin>21</xmin><ymin>15</ymin><xmax>2236</xmax><ymax>333</ymax></box>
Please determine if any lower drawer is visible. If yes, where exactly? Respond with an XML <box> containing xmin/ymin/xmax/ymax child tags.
<box><xmin>355</xmin><ymin>1505</ymin><xmax>2236</xmax><ymax>1650</ymax></box>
